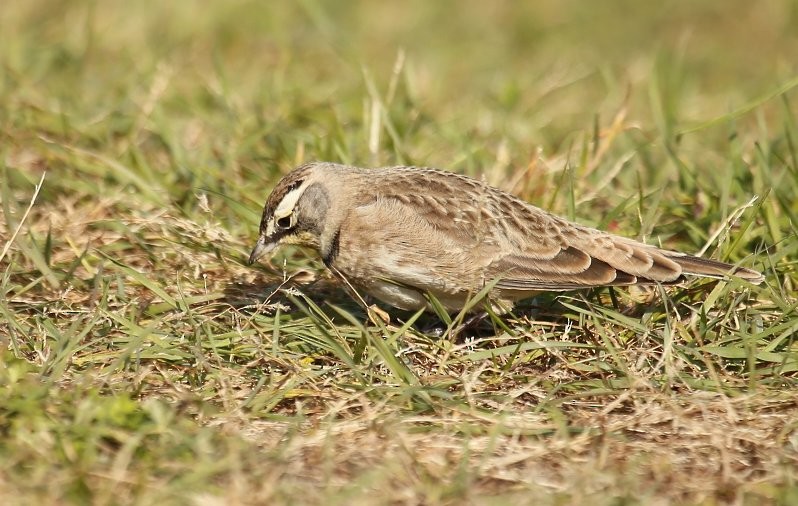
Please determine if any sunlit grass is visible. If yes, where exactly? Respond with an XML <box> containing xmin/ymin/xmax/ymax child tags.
<box><xmin>1</xmin><ymin>1</ymin><xmax>797</xmax><ymax>504</ymax></box>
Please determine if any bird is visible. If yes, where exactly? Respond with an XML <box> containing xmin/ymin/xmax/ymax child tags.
<box><xmin>248</xmin><ymin>162</ymin><xmax>763</xmax><ymax>313</ymax></box>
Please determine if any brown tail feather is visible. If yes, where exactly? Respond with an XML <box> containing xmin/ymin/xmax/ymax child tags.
<box><xmin>666</xmin><ymin>253</ymin><xmax>764</xmax><ymax>284</ymax></box>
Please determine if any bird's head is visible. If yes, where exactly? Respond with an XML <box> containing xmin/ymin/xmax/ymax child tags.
<box><xmin>248</xmin><ymin>163</ymin><xmax>337</xmax><ymax>265</ymax></box>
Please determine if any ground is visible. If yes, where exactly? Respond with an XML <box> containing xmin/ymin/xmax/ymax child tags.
<box><xmin>1</xmin><ymin>1</ymin><xmax>797</xmax><ymax>504</ymax></box>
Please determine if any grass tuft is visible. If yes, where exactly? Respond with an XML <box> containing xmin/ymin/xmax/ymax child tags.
<box><xmin>2</xmin><ymin>1</ymin><xmax>797</xmax><ymax>504</ymax></box>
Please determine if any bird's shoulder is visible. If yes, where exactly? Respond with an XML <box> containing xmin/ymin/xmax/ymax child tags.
<box><xmin>346</xmin><ymin>166</ymin><xmax>563</xmax><ymax>246</ymax></box>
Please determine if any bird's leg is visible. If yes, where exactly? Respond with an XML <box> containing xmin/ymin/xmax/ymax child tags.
<box><xmin>450</xmin><ymin>311</ymin><xmax>490</xmax><ymax>341</ymax></box>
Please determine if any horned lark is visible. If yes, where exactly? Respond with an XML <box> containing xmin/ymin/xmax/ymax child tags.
<box><xmin>248</xmin><ymin>162</ymin><xmax>763</xmax><ymax>312</ymax></box>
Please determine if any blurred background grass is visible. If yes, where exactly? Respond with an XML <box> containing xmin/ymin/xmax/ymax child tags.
<box><xmin>2</xmin><ymin>1</ymin><xmax>798</xmax><ymax>504</ymax></box>
<box><xmin>3</xmin><ymin>1</ymin><xmax>798</xmax><ymax>236</ymax></box>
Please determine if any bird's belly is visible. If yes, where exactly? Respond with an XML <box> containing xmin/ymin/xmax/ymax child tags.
<box><xmin>364</xmin><ymin>280</ymin><xmax>429</xmax><ymax>311</ymax></box>
<box><xmin>364</xmin><ymin>279</ymin><xmax>478</xmax><ymax>312</ymax></box>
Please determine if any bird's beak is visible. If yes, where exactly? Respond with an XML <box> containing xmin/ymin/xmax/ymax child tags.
<box><xmin>248</xmin><ymin>236</ymin><xmax>275</xmax><ymax>265</ymax></box>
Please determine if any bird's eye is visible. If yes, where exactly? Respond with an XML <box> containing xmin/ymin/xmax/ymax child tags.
<box><xmin>276</xmin><ymin>216</ymin><xmax>292</xmax><ymax>229</ymax></box>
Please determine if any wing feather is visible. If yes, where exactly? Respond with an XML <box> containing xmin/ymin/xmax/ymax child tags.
<box><xmin>347</xmin><ymin>166</ymin><xmax>762</xmax><ymax>295</ymax></box>
<box><xmin>489</xmin><ymin>247</ymin><xmax>639</xmax><ymax>290</ymax></box>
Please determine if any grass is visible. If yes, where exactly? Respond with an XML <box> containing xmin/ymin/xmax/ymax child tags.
<box><xmin>1</xmin><ymin>1</ymin><xmax>798</xmax><ymax>504</ymax></box>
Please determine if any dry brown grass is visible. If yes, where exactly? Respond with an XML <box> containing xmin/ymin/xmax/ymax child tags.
<box><xmin>2</xmin><ymin>1</ymin><xmax>798</xmax><ymax>504</ymax></box>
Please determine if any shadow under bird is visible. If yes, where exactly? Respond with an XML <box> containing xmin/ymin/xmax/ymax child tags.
<box><xmin>248</xmin><ymin>162</ymin><xmax>763</xmax><ymax>313</ymax></box>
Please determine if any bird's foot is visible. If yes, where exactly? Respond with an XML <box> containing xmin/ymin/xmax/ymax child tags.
<box><xmin>367</xmin><ymin>304</ymin><xmax>391</xmax><ymax>325</ymax></box>
<box><xmin>418</xmin><ymin>312</ymin><xmax>491</xmax><ymax>341</ymax></box>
